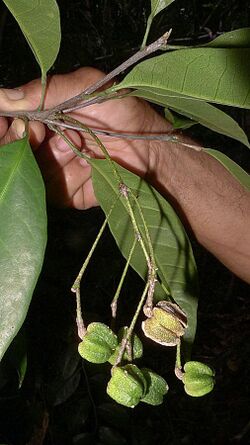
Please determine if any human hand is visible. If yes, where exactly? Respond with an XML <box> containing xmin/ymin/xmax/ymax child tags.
<box><xmin>0</xmin><ymin>68</ymin><xmax>171</xmax><ymax>209</ymax></box>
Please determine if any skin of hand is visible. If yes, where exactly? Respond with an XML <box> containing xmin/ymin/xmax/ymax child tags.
<box><xmin>0</xmin><ymin>67</ymin><xmax>170</xmax><ymax>209</ymax></box>
<box><xmin>0</xmin><ymin>67</ymin><xmax>249</xmax><ymax>283</ymax></box>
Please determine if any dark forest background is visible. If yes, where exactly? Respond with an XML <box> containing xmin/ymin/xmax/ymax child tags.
<box><xmin>0</xmin><ymin>1</ymin><xmax>249</xmax><ymax>444</ymax></box>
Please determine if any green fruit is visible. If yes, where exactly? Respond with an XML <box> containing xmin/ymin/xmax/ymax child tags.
<box><xmin>108</xmin><ymin>327</ymin><xmax>143</xmax><ymax>365</ymax></box>
<box><xmin>107</xmin><ymin>364</ymin><xmax>146</xmax><ymax>408</ymax></box>
<box><xmin>183</xmin><ymin>361</ymin><xmax>215</xmax><ymax>397</ymax></box>
<box><xmin>141</xmin><ymin>368</ymin><xmax>169</xmax><ymax>406</ymax></box>
<box><xmin>78</xmin><ymin>322</ymin><xmax>118</xmax><ymax>364</ymax></box>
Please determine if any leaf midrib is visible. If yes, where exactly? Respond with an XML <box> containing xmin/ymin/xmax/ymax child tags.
<box><xmin>0</xmin><ymin>140</ymin><xmax>25</xmax><ymax>203</ymax></box>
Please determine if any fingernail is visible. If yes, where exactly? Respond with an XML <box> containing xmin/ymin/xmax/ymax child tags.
<box><xmin>3</xmin><ymin>88</ymin><xmax>25</xmax><ymax>100</ymax></box>
<box><xmin>12</xmin><ymin>119</ymin><xmax>25</xmax><ymax>138</ymax></box>
<box><xmin>56</xmin><ymin>136</ymin><xmax>71</xmax><ymax>151</ymax></box>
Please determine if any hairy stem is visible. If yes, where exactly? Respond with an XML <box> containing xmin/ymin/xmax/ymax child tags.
<box><xmin>175</xmin><ymin>342</ymin><xmax>184</xmax><ymax>380</ymax></box>
<box><xmin>75</xmin><ymin>288</ymin><xmax>86</xmax><ymax>340</ymax></box>
<box><xmin>113</xmin><ymin>280</ymin><xmax>150</xmax><ymax>367</ymax></box>
<box><xmin>111</xmin><ymin>237</ymin><xmax>137</xmax><ymax>319</ymax></box>
<box><xmin>71</xmin><ymin>200</ymin><xmax>117</xmax><ymax>292</ymax></box>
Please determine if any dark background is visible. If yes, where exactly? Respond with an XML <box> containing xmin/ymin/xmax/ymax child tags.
<box><xmin>0</xmin><ymin>1</ymin><xmax>249</xmax><ymax>444</ymax></box>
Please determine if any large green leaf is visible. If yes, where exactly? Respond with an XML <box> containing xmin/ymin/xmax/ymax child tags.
<box><xmin>91</xmin><ymin>160</ymin><xmax>198</xmax><ymax>348</ymax></box>
<box><xmin>112</xmin><ymin>48</ymin><xmax>250</xmax><ymax>109</ymax></box>
<box><xmin>207</xmin><ymin>28</ymin><xmax>250</xmax><ymax>48</ymax></box>
<box><xmin>0</xmin><ymin>136</ymin><xmax>47</xmax><ymax>361</ymax></box>
<box><xmin>204</xmin><ymin>149</ymin><xmax>250</xmax><ymax>191</ymax></box>
<box><xmin>151</xmin><ymin>0</ymin><xmax>175</xmax><ymax>18</ymax></box>
<box><xmin>130</xmin><ymin>88</ymin><xmax>250</xmax><ymax>147</ymax></box>
<box><xmin>3</xmin><ymin>0</ymin><xmax>61</xmax><ymax>85</ymax></box>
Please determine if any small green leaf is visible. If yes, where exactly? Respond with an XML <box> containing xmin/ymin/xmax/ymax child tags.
<box><xmin>3</xmin><ymin>0</ymin><xmax>61</xmax><ymax>103</ymax></box>
<box><xmin>91</xmin><ymin>160</ymin><xmax>199</xmax><ymax>350</ymax></box>
<box><xmin>5</xmin><ymin>329</ymin><xmax>27</xmax><ymax>388</ymax></box>
<box><xmin>113</xmin><ymin>48</ymin><xmax>250</xmax><ymax>109</ymax></box>
<box><xmin>0</xmin><ymin>136</ymin><xmax>47</xmax><ymax>361</ymax></box>
<box><xmin>108</xmin><ymin>327</ymin><xmax>143</xmax><ymax>365</ymax></box>
<box><xmin>204</xmin><ymin>149</ymin><xmax>250</xmax><ymax>191</ymax></box>
<box><xmin>207</xmin><ymin>28</ymin><xmax>250</xmax><ymax>48</ymax></box>
<box><xmin>165</xmin><ymin>108</ymin><xmax>197</xmax><ymax>130</ymax></box>
<box><xmin>130</xmin><ymin>88</ymin><xmax>250</xmax><ymax>148</ymax></box>
<box><xmin>78</xmin><ymin>322</ymin><xmax>118</xmax><ymax>364</ymax></box>
<box><xmin>107</xmin><ymin>364</ymin><xmax>146</xmax><ymax>408</ymax></box>
<box><xmin>141</xmin><ymin>368</ymin><xmax>168</xmax><ymax>405</ymax></box>
<box><xmin>142</xmin><ymin>1</ymin><xmax>175</xmax><ymax>49</ymax></box>
<box><xmin>151</xmin><ymin>0</ymin><xmax>175</xmax><ymax>18</ymax></box>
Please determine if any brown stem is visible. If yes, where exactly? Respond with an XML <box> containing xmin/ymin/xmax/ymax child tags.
<box><xmin>52</xmin><ymin>30</ymin><xmax>172</xmax><ymax>113</ymax></box>
<box><xmin>0</xmin><ymin>31</ymin><xmax>171</xmax><ymax>121</ymax></box>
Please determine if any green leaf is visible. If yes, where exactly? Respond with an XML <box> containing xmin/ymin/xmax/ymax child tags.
<box><xmin>165</xmin><ymin>108</ymin><xmax>197</xmax><ymax>130</ymax></box>
<box><xmin>207</xmin><ymin>28</ymin><xmax>250</xmax><ymax>48</ymax></box>
<box><xmin>3</xmin><ymin>0</ymin><xmax>61</xmax><ymax>101</ymax></box>
<box><xmin>129</xmin><ymin>88</ymin><xmax>250</xmax><ymax>148</ymax></box>
<box><xmin>5</xmin><ymin>329</ymin><xmax>27</xmax><ymax>388</ymax></box>
<box><xmin>113</xmin><ymin>48</ymin><xmax>250</xmax><ymax>109</ymax></box>
<box><xmin>142</xmin><ymin>1</ymin><xmax>175</xmax><ymax>49</ymax></box>
<box><xmin>204</xmin><ymin>149</ymin><xmax>250</xmax><ymax>191</ymax></box>
<box><xmin>0</xmin><ymin>136</ymin><xmax>47</xmax><ymax>361</ymax></box>
<box><xmin>91</xmin><ymin>160</ymin><xmax>198</xmax><ymax>349</ymax></box>
<box><xmin>151</xmin><ymin>0</ymin><xmax>175</xmax><ymax>18</ymax></box>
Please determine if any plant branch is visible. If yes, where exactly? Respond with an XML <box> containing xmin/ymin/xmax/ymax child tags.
<box><xmin>71</xmin><ymin>199</ymin><xmax>117</xmax><ymax>292</ymax></box>
<box><xmin>46</xmin><ymin>118</ymin><xmax>180</xmax><ymax>142</ymax></box>
<box><xmin>110</xmin><ymin>237</ymin><xmax>137</xmax><ymax>319</ymax></box>
<box><xmin>52</xmin><ymin>30</ymin><xmax>172</xmax><ymax>113</ymax></box>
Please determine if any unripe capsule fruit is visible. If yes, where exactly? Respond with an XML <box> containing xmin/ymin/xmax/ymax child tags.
<box><xmin>107</xmin><ymin>364</ymin><xmax>146</xmax><ymax>408</ymax></box>
<box><xmin>142</xmin><ymin>301</ymin><xmax>187</xmax><ymax>346</ymax></box>
<box><xmin>78</xmin><ymin>322</ymin><xmax>118</xmax><ymax>364</ymax></box>
<box><xmin>183</xmin><ymin>361</ymin><xmax>215</xmax><ymax>397</ymax></box>
<box><xmin>141</xmin><ymin>368</ymin><xmax>169</xmax><ymax>406</ymax></box>
<box><xmin>108</xmin><ymin>327</ymin><xmax>143</xmax><ymax>365</ymax></box>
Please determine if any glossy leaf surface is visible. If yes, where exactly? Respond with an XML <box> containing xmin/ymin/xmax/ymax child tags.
<box><xmin>3</xmin><ymin>0</ymin><xmax>61</xmax><ymax>81</ymax></box>
<box><xmin>207</xmin><ymin>28</ymin><xmax>250</xmax><ymax>48</ymax></box>
<box><xmin>130</xmin><ymin>88</ymin><xmax>250</xmax><ymax>147</ymax></box>
<box><xmin>91</xmin><ymin>160</ymin><xmax>198</xmax><ymax>348</ymax></box>
<box><xmin>204</xmin><ymin>149</ymin><xmax>250</xmax><ymax>191</ymax></box>
<box><xmin>114</xmin><ymin>48</ymin><xmax>250</xmax><ymax>109</ymax></box>
<box><xmin>0</xmin><ymin>136</ymin><xmax>47</xmax><ymax>361</ymax></box>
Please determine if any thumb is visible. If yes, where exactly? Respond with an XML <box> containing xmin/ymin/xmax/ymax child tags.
<box><xmin>0</xmin><ymin>88</ymin><xmax>27</xmax><ymax>111</ymax></box>
<box><xmin>0</xmin><ymin>118</ymin><xmax>46</xmax><ymax>150</ymax></box>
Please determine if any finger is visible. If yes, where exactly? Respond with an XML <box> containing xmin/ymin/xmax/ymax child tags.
<box><xmin>0</xmin><ymin>117</ymin><xmax>46</xmax><ymax>149</ymax></box>
<box><xmin>28</xmin><ymin>122</ymin><xmax>46</xmax><ymax>150</ymax></box>
<box><xmin>0</xmin><ymin>88</ymin><xmax>25</xmax><ymax>111</ymax></box>
<box><xmin>46</xmin><ymin>160</ymin><xmax>93</xmax><ymax>208</ymax></box>
<box><xmin>36</xmin><ymin>128</ymin><xmax>94</xmax><ymax>207</ymax></box>
<box><xmin>36</xmin><ymin>129</ymin><xmax>82</xmax><ymax>180</ymax></box>
<box><xmin>0</xmin><ymin>117</ymin><xmax>8</xmax><ymax>139</ymax></box>
<box><xmin>70</xmin><ymin>176</ymin><xmax>98</xmax><ymax>210</ymax></box>
<box><xmin>0</xmin><ymin>67</ymin><xmax>105</xmax><ymax>115</ymax></box>
<box><xmin>0</xmin><ymin>119</ymin><xmax>25</xmax><ymax>145</ymax></box>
